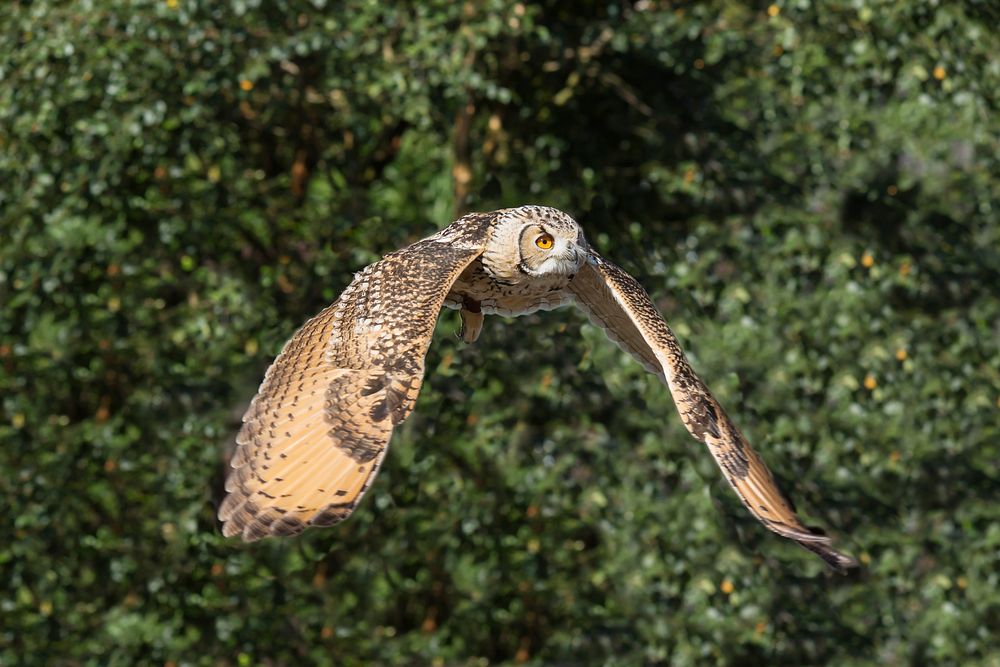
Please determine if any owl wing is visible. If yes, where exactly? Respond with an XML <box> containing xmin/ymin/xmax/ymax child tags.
<box><xmin>569</xmin><ymin>251</ymin><xmax>856</xmax><ymax>572</ymax></box>
<box><xmin>219</xmin><ymin>215</ymin><xmax>493</xmax><ymax>541</ymax></box>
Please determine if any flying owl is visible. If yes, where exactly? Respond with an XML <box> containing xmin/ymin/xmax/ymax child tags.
<box><xmin>218</xmin><ymin>206</ymin><xmax>856</xmax><ymax>572</ymax></box>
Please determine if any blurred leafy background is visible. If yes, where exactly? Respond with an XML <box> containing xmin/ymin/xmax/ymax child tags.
<box><xmin>2</xmin><ymin>0</ymin><xmax>999</xmax><ymax>664</ymax></box>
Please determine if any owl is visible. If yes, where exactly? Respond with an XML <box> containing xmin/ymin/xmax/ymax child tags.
<box><xmin>219</xmin><ymin>206</ymin><xmax>856</xmax><ymax>572</ymax></box>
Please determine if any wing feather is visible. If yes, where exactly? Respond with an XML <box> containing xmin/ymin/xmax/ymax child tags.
<box><xmin>219</xmin><ymin>214</ymin><xmax>494</xmax><ymax>540</ymax></box>
<box><xmin>569</xmin><ymin>252</ymin><xmax>856</xmax><ymax>572</ymax></box>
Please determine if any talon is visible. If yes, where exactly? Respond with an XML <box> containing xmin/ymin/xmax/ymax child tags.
<box><xmin>460</xmin><ymin>297</ymin><xmax>484</xmax><ymax>344</ymax></box>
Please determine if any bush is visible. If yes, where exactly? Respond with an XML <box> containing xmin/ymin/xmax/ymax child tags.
<box><xmin>2</xmin><ymin>1</ymin><xmax>998</xmax><ymax>664</ymax></box>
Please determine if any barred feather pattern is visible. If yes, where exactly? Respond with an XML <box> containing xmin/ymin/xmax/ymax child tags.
<box><xmin>569</xmin><ymin>253</ymin><xmax>857</xmax><ymax>572</ymax></box>
<box><xmin>218</xmin><ymin>213</ymin><xmax>494</xmax><ymax>540</ymax></box>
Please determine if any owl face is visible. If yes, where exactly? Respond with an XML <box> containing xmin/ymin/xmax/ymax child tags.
<box><xmin>486</xmin><ymin>206</ymin><xmax>587</xmax><ymax>280</ymax></box>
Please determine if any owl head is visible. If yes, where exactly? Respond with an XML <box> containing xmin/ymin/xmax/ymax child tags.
<box><xmin>484</xmin><ymin>205</ymin><xmax>588</xmax><ymax>281</ymax></box>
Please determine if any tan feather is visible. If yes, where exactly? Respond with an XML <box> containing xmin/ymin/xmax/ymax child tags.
<box><xmin>219</xmin><ymin>213</ymin><xmax>495</xmax><ymax>541</ymax></box>
<box><xmin>569</xmin><ymin>252</ymin><xmax>856</xmax><ymax>572</ymax></box>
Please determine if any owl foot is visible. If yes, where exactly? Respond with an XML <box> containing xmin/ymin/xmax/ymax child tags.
<box><xmin>460</xmin><ymin>298</ymin><xmax>484</xmax><ymax>344</ymax></box>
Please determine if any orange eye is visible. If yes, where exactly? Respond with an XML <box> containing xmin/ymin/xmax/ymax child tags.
<box><xmin>535</xmin><ymin>233</ymin><xmax>554</xmax><ymax>250</ymax></box>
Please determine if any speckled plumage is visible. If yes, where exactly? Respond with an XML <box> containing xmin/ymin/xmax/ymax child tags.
<box><xmin>219</xmin><ymin>206</ymin><xmax>856</xmax><ymax>572</ymax></box>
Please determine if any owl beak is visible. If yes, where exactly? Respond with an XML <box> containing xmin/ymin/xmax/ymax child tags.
<box><xmin>561</xmin><ymin>248</ymin><xmax>585</xmax><ymax>272</ymax></box>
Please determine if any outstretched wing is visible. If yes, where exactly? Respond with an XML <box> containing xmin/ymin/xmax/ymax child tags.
<box><xmin>219</xmin><ymin>215</ymin><xmax>493</xmax><ymax>541</ymax></box>
<box><xmin>569</xmin><ymin>252</ymin><xmax>856</xmax><ymax>572</ymax></box>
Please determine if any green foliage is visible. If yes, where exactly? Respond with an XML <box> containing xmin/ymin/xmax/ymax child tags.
<box><xmin>2</xmin><ymin>0</ymin><xmax>999</xmax><ymax>664</ymax></box>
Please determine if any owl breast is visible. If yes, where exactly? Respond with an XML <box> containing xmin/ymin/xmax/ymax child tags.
<box><xmin>444</xmin><ymin>258</ymin><xmax>575</xmax><ymax>317</ymax></box>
